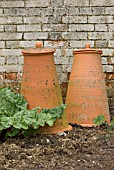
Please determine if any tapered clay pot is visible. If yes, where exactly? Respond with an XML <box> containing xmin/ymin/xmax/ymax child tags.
<box><xmin>21</xmin><ymin>41</ymin><xmax>72</xmax><ymax>133</ymax></box>
<box><xmin>65</xmin><ymin>43</ymin><xmax>110</xmax><ymax>126</ymax></box>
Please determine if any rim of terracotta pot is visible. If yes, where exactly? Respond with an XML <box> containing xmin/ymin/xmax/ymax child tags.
<box><xmin>22</xmin><ymin>41</ymin><xmax>56</xmax><ymax>55</ymax></box>
<box><xmin>73</xmin><ymin>43</ymin><xmax>102</xmax><ymax>54</ymax></box>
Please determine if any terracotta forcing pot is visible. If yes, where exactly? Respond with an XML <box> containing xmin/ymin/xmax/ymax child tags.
<box><xmin>21</xmin><ymin>41</ymin><xmax>72</xmax><ymax>133</ymax></box>
<box><xmin>65</xmin><ymin>43</ymin><xmax>110</xmax><ymax>126</ymax></box>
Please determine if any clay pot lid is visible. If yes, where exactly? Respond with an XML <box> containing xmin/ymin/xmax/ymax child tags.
<box><xmin>73</xmin><ymin>43</ymin><xmax>102</xmax><ymax>54</ymax></box>
<box><xmin>22</xmin><ymin>41</ymin><xmax>55</xmax><ymax>55</ymax></box>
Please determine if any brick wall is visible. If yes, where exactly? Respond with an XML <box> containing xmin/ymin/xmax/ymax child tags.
<box><xmin>0</xmin><ymin>0</ymin><xmax>114</xmax><ymax>116</ymax></box>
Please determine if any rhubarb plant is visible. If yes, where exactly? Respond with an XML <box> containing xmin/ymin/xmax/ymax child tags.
<box><xmin>0</xmin><ymin>88</ymin><xmax>66</xmax><ymax>139</ymax></box>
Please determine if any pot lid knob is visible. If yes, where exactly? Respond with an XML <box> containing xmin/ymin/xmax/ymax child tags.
<box><xmin>36</xmin><ymin>41</ymin><xmax>42</xmax><ymax>48</ymax></box>
<box><xmin>85</xmin><ymin>43</ymin><xmax>90</xmax><ymax>48</ymax></box>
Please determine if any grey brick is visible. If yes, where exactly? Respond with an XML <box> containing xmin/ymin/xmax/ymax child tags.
<box><xmin>25</xmin><ymin>0</ymin><xmax>49</xmax><ymax>7</ymax></box>
<box><xmin>68</xmin><ymin>8</ymin><xmax>79</xmax><ymax>15</ymax></box>
<box><xmin>69</xmin><ymin>24</ymin><xmax>94</xmax><ymax>31</ymax></box>
<box><xmin>4</xmin><ymin>8</ymin><xmax>16</xmax><ymax>16</ymax></box>
<box><xmin>62</xmin><ymin>32</ymin><xmax>87</xmax><ymax>40</ymax></box>
<box><xmin>88</xmin><ymin>16</ymin><xmax>113</xmax><ymax>23</ymax></box>
<box><xmin>64</xmin><ymin>0</ymin><xmax>89</xmax><ymax>6</ymax></box>
<box><xmin>48</xmin><ymin>32</ymin><xmax>62</xmax><ymax>40</ymax></box>
<box><xmin>54</xmin><ymin>8</ymin><xmax>68</xmax><ymax>16</ymax></box>
<box><xmin>51</xmin><ymin>0</ymin><xmax>63</xmax><ymax>6</ymax></box>
<box><xmin>96</xmin><ymin>41</ymin><xmax>108</xmax><ymax>48</ymax></box>
<box><xmin>62</xmin><ymin>16</ymin><xmax>87</xmax><ymax>23</ymax></box>
<box><xmin>0</xmin><ymin>1</ymin><xmax>24</xmax><ymax>7</ymax></box>
<box><xmin>6</xmin><ymin>41</ymin><xmax>19</xmax><ymax>49</ymax></box>
<box><xmin>80</xmin><ymin>7</ymin><xmax>105</xmax><ymax>15</ymax></box>
<box><xmin>16</xmin><ymin>8</ymin><xmax>41</xmax><ymax>16</ymax></box>
<box><xmin>5</xmin><ymin>25</ymin><xmax>17</xmax><ymax>32</ymax></box>
<box><xmin>90</xmin><ymin>0</ymin><xmax>114</xmax><ymax>6</ymax></box>
<box><xmin>0</xmin><ymin>33</ymin><xmax>22</xmax><ymax>40</ymax></box>
<box><xmin>48</xmin><ymin>15</ymin><xmax>62</xmax><ymax>24</ymax></box>
<box><xmin>43</xmin><ymin>24</ymin><xmax>67</xmax><ymax>32</ymax></box>
<box><xmin>24</xmin><ymin>32</ymin><xmax>48</xmax><ymax>40</ymax></box>
<box><xmin>17</xmin><ymin>25</ymin><xmax>41</xmax><ymax>32</ymax></box>
<box><xmin>42</xmin><ymin>8</ymin><xmax>53</xmax><ymax>16</ymax></box>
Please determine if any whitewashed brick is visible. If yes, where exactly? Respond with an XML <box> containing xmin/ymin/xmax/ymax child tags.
<box><xmin>70</xmin><ymin>41</ymin><xmax>94</xmax><ymax>48</ymax></box>
<box><xmin>0</xmin><ymin>25</ymin><xmax>4</xmax><ymax>32</ymax></box>
<box><xmin>102</xmin><ymin>49</ymin><xmax>114</xmax><ymax>56</ymax></box>
<box><xmin>25</xmin><ymin>0</ymin><xmax>49</xmax><ymax>7</ymax></box>
<box><xmin>106</xmin><ymin>7</ymin><xmax>114</xmax><ymax>15</ymax></box>
<box><xmin>69</xmin><ymin>24</ymin><xmax>94</xmax><ymax>31</ymax></box>
<box><xmin>102</xmin><ymin>57</ymin><xmax>108</xmax><ymax>64</ymax></box>
<box><xmin>102</xmin><ymin>65</ymin><xmax>113</xmax><ymax>73</ymax></box>
<box><xmin>24</xmin><ymin>32</ymin><xmax>48</xmax><ymax>40</ymax></box>
<box><xmin>0</xmin><ymin>1</ymin><xmax>24</xmax><ymax>7</ymax></box>
<box><xmin>0</xmin><ymin>17</ymin><xmax>22</xmax><ymax>24</ymax></box>
<box><xmin>18</xmin><ymin>56</ymin><xmax>24</xmax><ymax>65</ymax></box>
<box><xmin>90</xmin><ymin>0</ymin><xmax>114</xmax><ymax>6</ymax></box>
<box><xmin>88</xmin><ymin>16</ymin><xmax>113</xmax><ymax>23</ymax></box>
<box><xmin>64</xmin><ymin>0</ymin><xmax>89</xmax><ymax>6</ymax></box>
<box><xmin>19</xmin><ymin>41</ymin><xmax>36</xmax><ymax>48</ymax></box>
<box><xmin>109</xmin><ymin>24</ymin><xmax>114</xmax><ymax>31</ymax></box>
<box><xmin>62</xmin><ymin>16</ymin><xmax>87</xmax><ymax>23</ymax></box>
<box><xmin>95</xmin><ymin>24</ymin><xmax>108</xmax><ymax>31</ymax></box>
<box><xmin>0</xmin><ymin>33</ymin><xmax>22</xmax><ymax>40</ymax></box>
<box><xmin>0</xmin><ymin>57</ymin><xmax>5</xmax><ymax>65</ymax></box>
<box><xmin>0</xmin><ymin>49</ymin><xmax>22</xmax><ymax>56</ymax></box>
<box><xmin>0</xmin><ymin>9</ymin><xmax>3</xmax><ymax>15</ymax></box>
<box><xmin>17</xmin><ymin>25</ymin><xmax>41</xmax><ymax>32</ymax></box>
<box><xmin>7</xmin><ymin>56</ymin><xmax>18</xmax><ymax>65</ymax></box>
<box><xmin>88</xmin><ymin>32</ymin><xmax>113</xmax><ymax>40</ymax></box>
<box><xmin>108</xmin><ymin>41</ymin><xmax>114</xmax><ymax>48</ymax></box>
<box><xmin>0</xmin><ymin>42</ymin><xmax>5</xmax><ymax>48</ymax></box>
<box><xmin>0</xmin><ymin>65</ymin><xmax>22</xmax><ymax>72</ymax></box>
<box><xmin>24</xmin><ymin>16</ymin><xmax>48</xmax><ymax>24</ymax></box>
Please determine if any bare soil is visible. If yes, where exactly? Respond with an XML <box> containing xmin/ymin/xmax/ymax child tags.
<box><xmin>0</xmin><ymin>125</ymin><xmax>114</xmax><ymax>170</ymax></box>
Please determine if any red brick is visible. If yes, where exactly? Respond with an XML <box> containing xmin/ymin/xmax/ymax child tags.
<box><xmin>5</xmin><ymin>73</ymin><xmax>17</xmax><ymax>80</ymax></box>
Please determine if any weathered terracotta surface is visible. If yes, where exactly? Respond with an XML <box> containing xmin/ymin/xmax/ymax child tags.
<box><xmin>66</xmin><ymin>43</ymin><xmax>110</xmax><ymax>126</ymax></box>
<box><xmin>21</xmin><ymin>42</ymin><xmax>72</xmax><ymax>133</ymax></box>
